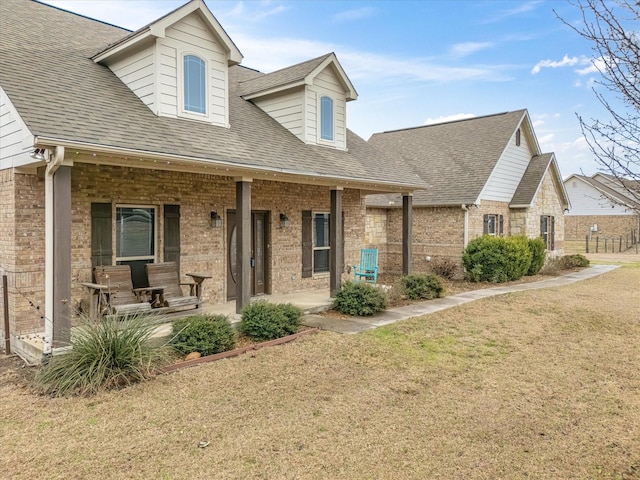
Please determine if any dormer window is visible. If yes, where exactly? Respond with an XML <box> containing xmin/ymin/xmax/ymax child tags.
<box><xmin>183</xmin><ymin>54</ymin><xmax>206</xmax><ymax>114</ymax></box>
<box><xmin>320</xmin><ymin>95</ymin><xmax>334</xmax><ymax>141</ymax></box>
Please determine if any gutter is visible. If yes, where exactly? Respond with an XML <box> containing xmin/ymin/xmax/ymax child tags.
<box><xmin>461</xmin><ymin>204</ymin><xmax>469</xmax><ymax>248</ymax></box>
<box><xmin>34</xmin><ymin>136</ymin><xmax>425</xmax><ymax>192</ymax></box>
<box><xmin>43</xmin><ymin>146</ymin><xmax>64</xmax><ymax>355</ymax></box>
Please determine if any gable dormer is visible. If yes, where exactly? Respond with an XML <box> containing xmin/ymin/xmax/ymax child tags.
<box><xmin>239</xmin><ymin>53</ymin><xmax>357</xmax><ymax>151</ymax></box>
<box><xmin>92</xmin><ymin>0</ymin><xmax>242</xmax><ymax>127</ymax></box>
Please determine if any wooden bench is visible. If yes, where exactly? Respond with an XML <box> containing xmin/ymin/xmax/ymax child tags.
<box><xmin>145</xmin><ymin>262</ymin><xmax>210</xmax><ymax>313</ymax></box>
<box><xmin>83</xmin><ymin>265</ymin><xmax>152</xmax><ymax>319</ymax></box>
<box><xmin>353</xmin><ymin>248</ymin><xmax>379</xmax><ymax>284</ymax></box>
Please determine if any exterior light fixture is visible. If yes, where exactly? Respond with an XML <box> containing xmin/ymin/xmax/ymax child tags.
<box><xmin>279</xmin><ymin>213</ymin><xmax>290</xmax><ymax>228</ymax></box>
<box><xmin>210</xmin><ymin>211</ymin><xmax>222</xmax><ymax>228</ymax></box>
<box><xmin>29</xmin><ymin>148</ymin><xmax>46</xmax><ymax>160</ymax></box>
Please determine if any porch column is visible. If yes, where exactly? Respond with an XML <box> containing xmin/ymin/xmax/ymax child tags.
<box><xmin>44</xmin><ymin>146</ymin><xmax>71</xmax><ymax>353</ymax></box>
<box><xmin>402</xmin><ymin>193</ymin><xmax>413</xmax><ymax>276</ymax></box>
<box><xmin>330</xmin><ymin>188</ymin><xmax>343</xmax><ymax>296</ymax></box>
<box><xmin>235</xmin><ymin>179</ymin><xmax>252</xmax><ymax>314</ymax></box>
<box><xmin>53</xmin><ymin>166</ymin><xmax>72</xmax><ymax>348</ymax></box>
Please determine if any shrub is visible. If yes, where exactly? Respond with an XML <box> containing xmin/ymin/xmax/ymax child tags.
<box><xmin>560</xmin><ymin>254</ymin><xmax>590</xmax><ymax>269</ymax></box>
<box><xmin>401</xmin><ymin>274</ymin><xmax>445</xmax><ymax>300</ymax></box>
<box><xmin>505</xmin><ymin>236</ymin><xmax>534</xmax><ymax>280</ymax></box>
<box><xmin>527</xmin><ymin>237</ymin><xmax>547</xmax><ymax>276</ymax></box>
<box><xmin>240</xmin><ymin>301</ymin><xmax>302</xmax><ymax>341</ymax></box>
<box><xmin>34</xmin><ymin>314</ymin><xmax>167</xmax><ymax>397</ymax></box>
<box><xmin>429</xmin><ymin>257</ymin><xmax>459</xmax><ymax>279</ymax></box>
<box><xmin>333</xmin><ymin>280</ymin><xmax>387</xmax><ymax>316</ymax></box>
<box><xmin>171</xmin><ymin>314</ymin><xmax>236</xmax><ymax>356</ymax></box>
<box><xmin>462</xmin><ymin>235</ymin><xmax>532</xmax><ymax>283</ymax></box>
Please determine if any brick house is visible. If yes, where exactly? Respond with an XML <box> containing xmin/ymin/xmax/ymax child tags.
<box><xmin>365</xmin><ymin>110</ymin><xmax>570</xmax><ymax>274</ymax></box>
<box><xmin>564</xmin><ymin>173</ymin><xmax>640</xmax><ymax>241</ymax></box>
<box><xmin>0</xmin><ymin>0</ymin><xmax>423</xmax><ymax>354</ymax></box>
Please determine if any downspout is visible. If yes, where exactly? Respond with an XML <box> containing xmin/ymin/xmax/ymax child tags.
<box><xmin>461</xmin><ymin>204</ymin><xmax>469</xmax><ymax>248</ymax></box>
<box><xmin>44</xmin><ymin>146</ymin><xmax>64</xmax><ymax>355</ymax></box>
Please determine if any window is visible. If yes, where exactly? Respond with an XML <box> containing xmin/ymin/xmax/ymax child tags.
<box><xmin>483</xmin><ymin>214</ymin><xmax>503</xmax><ymax>236</ymax></box>
<box><xmin>116</xmin><ymin>206</ymin><xmax>156</xmax><ymax>286</ymax></box>
<box><xmin>313</xmin><ymin>213</ymin><xmax>330</xmax><ymax>273</ymax></box>
<box><xmin>515</xmin><ymin>128</ymin><xmax>521</xmax><ymax>146</ymax></box>
<box><xmin>540</xmin><ymin>215</ymin><xmax>555</xmax><ymax>250</ymax></box>
<box><xmin>183</xmin><ymin>54</ymin><xmax>206</xmax><ymax>114</ymax></box>
<box><xmin>320</xmin><ymin>96</ymin><xmax>334</xmax><ymax>141</ymax></box>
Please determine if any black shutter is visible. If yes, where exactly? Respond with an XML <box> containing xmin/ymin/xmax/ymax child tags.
<box><xmin>550</xmin><ymin>216</ymin><xmax>555</xmax><ymax>251</ymax></box>
<box><xmin>483</xmin><ymin>214</ymin><xmax>489</xmax><ymax>235</ymax></box>
<box><xmin>540</xmin><ymin>215</ymin><xmax>547</xmax><ymax>248</ymax></box>
<box><xmin>302</xmin><ymin>210</ymin><xmax>312</xmax><ymax>278</ymax></box>
<box><xmin>164</xmin><ymin>204</ymin><xmax>181</xmax><ymax>270</ymax></box>
<box><xmin>91</xmin><ymin>203</ymin><xmax>112</xmax><ymax>269</ymax></box>
<box><xmin>499</xmin><ymin>215</ymin><xmax>504</xmax><ymax>236</ymax></box>
<box><xmin>341</xmin><ymin>212</ymin><xmax>345</xmax><ymax>273</ymax></box>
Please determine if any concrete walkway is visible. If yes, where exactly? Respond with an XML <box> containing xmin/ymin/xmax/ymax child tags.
<box><xmin>302</xmin><ymin>264</ymin><xmax>620</xmax><ymax>334</ymax></box>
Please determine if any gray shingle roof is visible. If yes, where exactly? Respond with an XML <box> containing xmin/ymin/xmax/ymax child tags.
<box><xmin>0</xmin><ymin>0</ymin><xmax>424</xmax><ymax>190</ymax></box>
<box><xmin>367</xmin><ymin>110</ymin><xmax>528</xmax><ymax>206</ymax></box>
<box><xmin>238</xmin><ymin>54</ymin><xmax>333</xmax><ymax>97</ymax></box>
<box><xmin>510</xmin><ymin>153</ymin><xmax>554</xmax><ymax>207</ymax></box>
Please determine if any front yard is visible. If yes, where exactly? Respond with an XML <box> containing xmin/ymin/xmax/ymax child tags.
<box><xmin>1</xmin><ymin>259</ymin><xmax>639</xmax><ymax>479</ymax></box>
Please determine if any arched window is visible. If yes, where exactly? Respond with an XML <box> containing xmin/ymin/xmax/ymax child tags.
<box><xmin>183</xmin><ymin>54</ymin><xmax>206</xmax><ymax>114</ymax></box>
<box><xmin>320</xmin><ymin>96</ymin><xmax>333</xmax><ymax>141</ymax></box>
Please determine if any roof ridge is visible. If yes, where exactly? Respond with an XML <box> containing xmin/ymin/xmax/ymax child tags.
<box><xmin>239</xmin><ymin>52</ymin><xmax>334</xmax><ymax>84</ymax></box>
<box><xmin>374</xmin><ymin>109</ymin><xmax>526</xmax><ymax>136</ymax></box>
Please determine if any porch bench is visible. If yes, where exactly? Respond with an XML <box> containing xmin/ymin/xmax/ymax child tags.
<box><xmin>145</xmin><ymin>262</ymin><xmax>209</xmax><ymax>313</ymax></box>
<box><xmin>83</xmin><ymin>265</ymin><xmax>153</xmax><ymax>319</ymax></box>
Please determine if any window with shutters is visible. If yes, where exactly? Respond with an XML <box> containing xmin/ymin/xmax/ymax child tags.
<box><xmin>483</xmin><ymin>214</ymin><xmax>503</xmax><ymax>236</ymax></box>
<box><xmin>540</xmin><ymin>215</ymin><xmax>555</xmax><ymax>250</ymax></box>
<box><xmin>302</xmin><ymin>210</ymin><xmax>345</xmax><ymax>278</ymax></box>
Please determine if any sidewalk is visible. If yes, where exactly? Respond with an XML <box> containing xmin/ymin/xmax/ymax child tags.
<box><xmin>302</xmin><ymin>265</ymin><xmax>620</xmax><ymax>334</ymax></box>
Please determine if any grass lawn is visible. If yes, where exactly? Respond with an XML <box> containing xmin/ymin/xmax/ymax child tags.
<box><xmin>1</xmin><ymin>261</ymin><xmax>639</xmax><ymax>479</ymax></box>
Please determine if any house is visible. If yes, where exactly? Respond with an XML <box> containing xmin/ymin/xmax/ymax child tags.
<box><xmin>365</xmin><ymin>110</ymin><xmax>570</xmax><ymax>274</ymax></box>
<box><xmin>0</xmin><ymin>0</ymin><xmax>424</xmax><ymax>357</ymax></box>
<box><xmin>564</xmin><ymin>173</ymin><xmax>640</xmax><ymax>241</ymax></box>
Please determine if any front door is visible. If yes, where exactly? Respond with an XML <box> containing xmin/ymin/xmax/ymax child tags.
<box><xmin>226</xmin><ymin>211</ymin><xmax>268</xmax><ymax>300</ymax></box>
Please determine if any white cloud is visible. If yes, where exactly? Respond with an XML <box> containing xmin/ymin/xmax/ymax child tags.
<box><xmin>234</xmin><ymin>33</ymin><xmax>511</xmax><ymax>84</ymax></box>
<box><xmin>481</xmin><ymin>0</ymin><xmax>543</xmax><ymax>24</ymax></box>
<box><xmin>576</xmin><ymin>56</ymin><xmax>606</xmax><ymax>75</ymax></box>
<box><xmin>531</xmin><ymin>54</ymin><xmax>584</xmax><ymax>74</ymax></box>
<box><xmin>332</xmin><ymin>7</ymin><xmax>376</xmax><ymax>23</ymax></box>
<box><xmin>225</xmin><ymin>1</ymin><xmax>287</xmax><ymax>22</ymax></box>
<box><xmin>424</xmin><ymin>113</ymin><xmax>476</xmax><ymax>125</ymax></box>
<box><xmin>449</xmin><ymin>42</ymin><xmax>494</xmax><ymax>58</ymax></box>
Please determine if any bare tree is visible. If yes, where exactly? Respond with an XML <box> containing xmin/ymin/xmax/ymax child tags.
<box><xmin>557</xmin><ymin>0</ymin><xmax>640</xmax><ymax>206</ymax></box>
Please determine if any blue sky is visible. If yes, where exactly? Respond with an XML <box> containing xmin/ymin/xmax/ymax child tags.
<box><xmin>42</xmin><ymin>0</ymin><xmax>611</xmax><ymax>177</ymax></box>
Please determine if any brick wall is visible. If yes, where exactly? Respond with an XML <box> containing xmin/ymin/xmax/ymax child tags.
<box><xmin>565</xmin><ymin>214</ymin><xmax>639</xmax><ymax>240</ymax></box>
<box><xmin>0</xmin><ymin>170</ymin><xmax>46</xmax><ymax>335</ymax></box>
<box><xmin>376</xmin><ymin>206</ymin><xmax>467</xmax><ymax>274</ymax></box>
<box><xmin>469</xmin><ymin>200</ymin><xmax>511</xmax><ymax>240</ymax></box>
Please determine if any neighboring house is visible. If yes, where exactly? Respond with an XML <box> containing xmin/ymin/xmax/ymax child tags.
<box><xmin>564</xmin><ymin>173</ymin><xmax>640</xmax><ymax>241</ymax></box>
<box><xmin>366</xmin><ymin>110</ymin><xmax>570</xmax><ymax>274</ymax></box>
<box><xmin>0</xmin><ymin>0</ymin><xmax>423</xmax><ymax>355</ymax></box>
